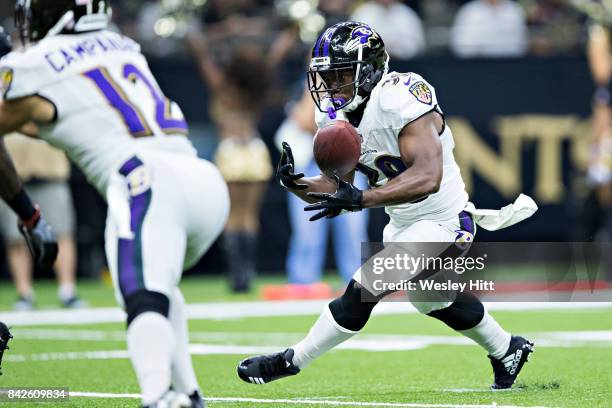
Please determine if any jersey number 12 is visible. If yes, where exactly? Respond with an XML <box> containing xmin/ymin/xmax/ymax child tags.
<box><xmin>83</xmin><ymin>65</ymin><xmax>188</xmax><ymax>137</ymax></box>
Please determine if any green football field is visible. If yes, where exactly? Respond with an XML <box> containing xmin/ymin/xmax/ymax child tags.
<box><xmin>0</xmin><ymin>276</ymin><xmax>611</xmax><ymax>408</ymax></box>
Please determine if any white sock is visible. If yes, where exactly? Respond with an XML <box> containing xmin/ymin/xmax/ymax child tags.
<box><xmin>169</xmin><ymin>288</ymin><xmax>200</xmax><ymax>396</ymax></box>
<box><xmin>127</xmin><ymin>312</ymin><xmax>175</xmax><ymax>405</ymax></box>
<box><xmin>58</xmin><ymin>283</ymin><xmax>75</xmax><ymax>302</ymax></box>
<box><xmin>459</xmin><ymin>311</ymin><xmax>511</xmax><ymax>359</ymax></box>
<box><xmin>291</xmin><ymin>305</ymin><xmax>358</xmax><ymax>369</ymax></box>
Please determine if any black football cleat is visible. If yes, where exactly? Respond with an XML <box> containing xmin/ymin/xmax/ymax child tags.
<box><xmin>189</xmin><ymin>390</ymin><xmax>205</xmax><ymax>408</ymax></box>
<box><xmin>489</xmin><ymin>335</ymin><xmax>534</xmax><ymax>390</ymax></box>
<box><xmin>237</xmin><ymin>348</ymin><xmax>300</xmax><ymax>384</ymax></box>
<box><xmin>0</xmin><ymin>322</ymin><xmax>13</xmax><ymax>376</ymax></box>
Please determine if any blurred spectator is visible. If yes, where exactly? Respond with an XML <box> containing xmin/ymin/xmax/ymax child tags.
<box><xmin>572</xmin><ymin>23</ymin><xmax>612</xmax><ymax>241</ymax></box>
<box><xmin>187</xmin><ymin>21</ymin><xmax>297</xmax><ymax>292</ymax></box>
<box><xmin>350</xmin><ymin>0</ymin><xmax>426</xmax><ymax>58</ymax></box>
<box><xmin>189</xmin><ymin>34</ymin><xmax>271</xmax><ymax>293</ymax></box>
<box><xmin>265</xmin><ymin>88</ymin><xmax>369</xmax><ymax>299</ymax></box>
<box><xmin>526</xmin><ymin>0</ymin><xmax>586</xmax><ymax>56</ymax></box>
<box><xmin>450</xmin><ymin>0</ymin><xmax>527</xmax><ymax>57</ymax></box>
<box><xmin>0</xmin><ymin>133</ymin><xmax>82</xmax><ymax>310</ymax></box>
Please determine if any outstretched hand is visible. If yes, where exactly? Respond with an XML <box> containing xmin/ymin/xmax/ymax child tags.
<box><xmin>277</xmin><ymin>142</ymin><xmax>308</xmax><ymax>190</ymax></box>
<box><xmin>304</xmin><ymin>175</ymin><xmax>363</xmax><ymax>221</ymax></box>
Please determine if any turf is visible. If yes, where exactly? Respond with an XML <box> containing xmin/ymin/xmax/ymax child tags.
<box><xmin>0</xmin><ymin>276</ymin><xmax>611</xmax><ymax>408</ymax></box>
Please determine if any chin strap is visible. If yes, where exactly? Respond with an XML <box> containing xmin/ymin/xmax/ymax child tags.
<box><xmin>343</xmin><ymin>94</ymin><xmax>366</xmax><ymax>112</ymax></box>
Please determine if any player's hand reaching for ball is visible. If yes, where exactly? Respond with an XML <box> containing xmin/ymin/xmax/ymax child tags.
<box><xmin>304</xmin><ymin>176</ymin><xmax>363</xmax><ymax>221</ymax></box>
<box><xmin>18</xmin><ymin>206</ymin><xmax>58</xmax><ymax>272</ymax></box>
<box><xmin>277</xmin><ymin>142</ymin><xmax>308</xmax><ymax>190</ymax></box>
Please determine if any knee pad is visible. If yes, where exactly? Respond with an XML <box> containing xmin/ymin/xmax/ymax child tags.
<box><xmin>329</xmin><ymin>280</ymin><xmax>380</xmax><ymax>332</ymax></box>
<box><xmin>426</xmin><ymin>291</ymin><xmax>484</xmax><ymax>331</ymax></box>
<box><xmin>125</xmin><ymin>290</ymin><xmax>170</xmax><ymax>327</ymax></box>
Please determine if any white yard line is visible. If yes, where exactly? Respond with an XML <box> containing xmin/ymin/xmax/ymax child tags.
<box><xmin>7</xmin><ymin>329</ymin><xmax>612</xmax><ymax>362</ymax></box>
<box><xmin>69</xmin><ymin>391</ymin><xmax>554</xmax><ymax>408</ymax></box>
<box><xmin>1</xmin><ymin>300</ymin><xmax>610</xmax><ymax>327</ymax></box>
<box><xmin>12</xmin><ymin>328</ymin><xmax>612</xmax><ymax>347</ymax></box>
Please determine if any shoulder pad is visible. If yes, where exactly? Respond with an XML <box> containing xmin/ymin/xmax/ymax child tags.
<box><xmin>0</xmin><ymin>49</ymin><xmax>50</xmax><ymax>100</ymax></box>
<box><xmin>376</xmin><ymin>72</ymin><xmax>438</xmax><ymax>127</ymax></box>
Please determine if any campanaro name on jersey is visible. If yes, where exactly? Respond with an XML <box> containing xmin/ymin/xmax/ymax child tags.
<box><xmin>43</xmin><ymin>32</ymin><xmax>141</xmax><ymax>73</ymax></box>
<box><xmin>0</xmin><ymin>30</ymin><xmax>196</xmax><ymax>196</ymax></box>
<box><xmin>315</xmin><ymin>71</ymin><xmax>469</xmax><ymax>226</ymax></box>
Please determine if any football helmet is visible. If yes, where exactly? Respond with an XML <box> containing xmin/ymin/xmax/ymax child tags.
<box><xmin>14</xmin><ymin>0</ymin><xmax>111</xmax><ymax>44</ymax></box>
<box><xmin>308</xmin><ymin>21</ymin><xmax>388</xmax><ymax>113</ymax></box>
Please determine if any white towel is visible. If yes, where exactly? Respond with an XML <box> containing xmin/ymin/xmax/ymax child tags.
<box><xmin>106</xmin><ymin>173</ymin><xmax>135</xmax><ymax>240</ymax></box>
<box><xmin>464</xmin><ymin>194</ymin><xmax>538</xmax><ymax>231</ymax></box>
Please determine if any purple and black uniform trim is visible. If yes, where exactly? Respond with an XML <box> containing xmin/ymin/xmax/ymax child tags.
<box><xmin>313</xmin><ymin>26</ymin><xmax>337</xmax><ymax>57</ymax></box>
<box><xmin>458</xmin><ymin>210</ymin><xmax>475</xmax><ymax>236</ymax></box>
<box><xmin>117</xmin><ymin>156</ymin><xmax>152</xmax><ymax>298</ymax></box>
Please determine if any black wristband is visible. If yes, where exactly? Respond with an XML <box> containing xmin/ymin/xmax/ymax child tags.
<box><xmin>7</xmin><ymin>188</ymin><xmax>36</xmax><ymax>221</ymax></box>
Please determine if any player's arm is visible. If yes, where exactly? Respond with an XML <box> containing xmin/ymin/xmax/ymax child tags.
<box><xmin>0</xmin><ymin>96</ymin><xmax>50</xmax><ymax>203</ymax></box>
<box><xmin>0</xmin><ymin>96</ymin><xmax>58</xmax><ymax>271</ymax></box>
<box><xmin>361</xmin><ymin>111</ymin><xmax>443</xmax><ymax>208</ymax></box>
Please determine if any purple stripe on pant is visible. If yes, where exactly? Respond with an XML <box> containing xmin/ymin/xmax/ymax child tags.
<box><xmin>117</xmin><ymin>156</ymin><xmax>151</xmax><ymax>297</ymax></box>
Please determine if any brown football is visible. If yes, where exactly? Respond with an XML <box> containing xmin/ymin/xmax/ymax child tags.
<box><xmin>313</xmin><ymin>121</ymin><xmax>361</xmax><ymax>177</ymax></box>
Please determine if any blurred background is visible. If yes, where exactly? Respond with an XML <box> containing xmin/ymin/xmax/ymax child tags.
<box><xmin>0</xmin><ymin>0</ymin><xmax>610</xmax><ymax>304</ymax></box>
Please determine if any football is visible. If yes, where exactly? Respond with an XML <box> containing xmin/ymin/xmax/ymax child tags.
<box><xmin>313</xmin><ymin>120</ymin><xmax>361</xmax><ymax>177</ymax></box>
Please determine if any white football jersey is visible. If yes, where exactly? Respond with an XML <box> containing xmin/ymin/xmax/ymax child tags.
<box><xmin>0</xmin><ymin>30</ymin><xmax>196</xmax><ymax>195</ymax></box>
<box><xmin>315</xmin><ymin>71</ymin><xmax>468</xmax><ymax>226</ymax></box>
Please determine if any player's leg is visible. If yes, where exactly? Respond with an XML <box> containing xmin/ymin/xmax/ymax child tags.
<box><xmin>237</xmin><ymin>275</ymin><xmax>384</xmax><ymax>384</ymax></box>
<box><xmin>106</xmin><ymin>219</ymin><xmax>178</xmax><ymax>406</ymax></box>
<box><xmin>237</xmin><ymin>217</ymin><xmax>395</xmax><ymax>383</ymax></box>
<box><xmin>168</xmin><ymin>287</ymin><xmax>201</xmax><ymax>404</ymax></box>
<box><xmin>402</xmin><ymin>214</ymin><xmax>533</xmax><ymax>389</ymax></box>
<box><xmin>175</xmin><ymin>157</ymin><xmax>229</xmax><ymax>407</ymax></box>
<box><xmin>106</xmin><ymin>157</ymin><xmax>187</xmax><ymax>406</ymax></box>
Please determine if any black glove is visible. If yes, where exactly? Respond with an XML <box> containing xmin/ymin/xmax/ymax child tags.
<box><xmin>0</xmin><ymin>321</ymin><xmax>12</xmax><ymax>376</ymax></box>
<box><xmin>18</xmin><ymin>207</ymin><xmax>58</xmax><ymax>272</ymax></box>
<box><xmin>304</xmin><ymin>175</ymin><xmax>363</xmax><ymax>221</ymax></box>
<box><xmin>277</xmin><ymin>142</ymin><xmax>307</xmax><ymax>190</ymax></box>
<box><xmin>0</xmin><ymin>26</ymin><xmax>12</xmax><ymax>58</ymax></box>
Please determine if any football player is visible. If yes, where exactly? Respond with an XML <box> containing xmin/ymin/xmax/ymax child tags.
<box><xmin>0</xmin><ymin>2</ymin><xmax>229</xmax><ymax>407</ymax></box>
<box><xmin>237</xmin><ymin>22</ymin><xmax>534</xmax><ymax>390</ymax></box>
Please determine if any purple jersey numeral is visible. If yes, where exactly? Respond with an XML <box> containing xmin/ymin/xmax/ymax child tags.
<box><xmin>83</xmin><ymin>65</ymin><xmax>188</xmax><ymax>137</ymax></box>
<box><xmin>374</xmin><ymin>155</ymin><xmax>407</xmax><ymax>180</ymax></box>
<box><xmin>83</xmin><ymin>67</ymin><xmax>152</xmax><ymax>137</ymax></box>
<box><xmin>123</xmin><ymin>64</ymin><xmax>188</xmax><ymax>134</ymax></box>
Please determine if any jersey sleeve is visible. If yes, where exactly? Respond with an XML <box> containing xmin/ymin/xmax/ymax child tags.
<box><xmin>376</xmin><ymin>72</ymin><xmax>440</xmax><ymax>136</ymax></box>
<box><xmin>0</xmin><ymin>52</ymin><xmax>50</xmax><ymax>100</ymax></box>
